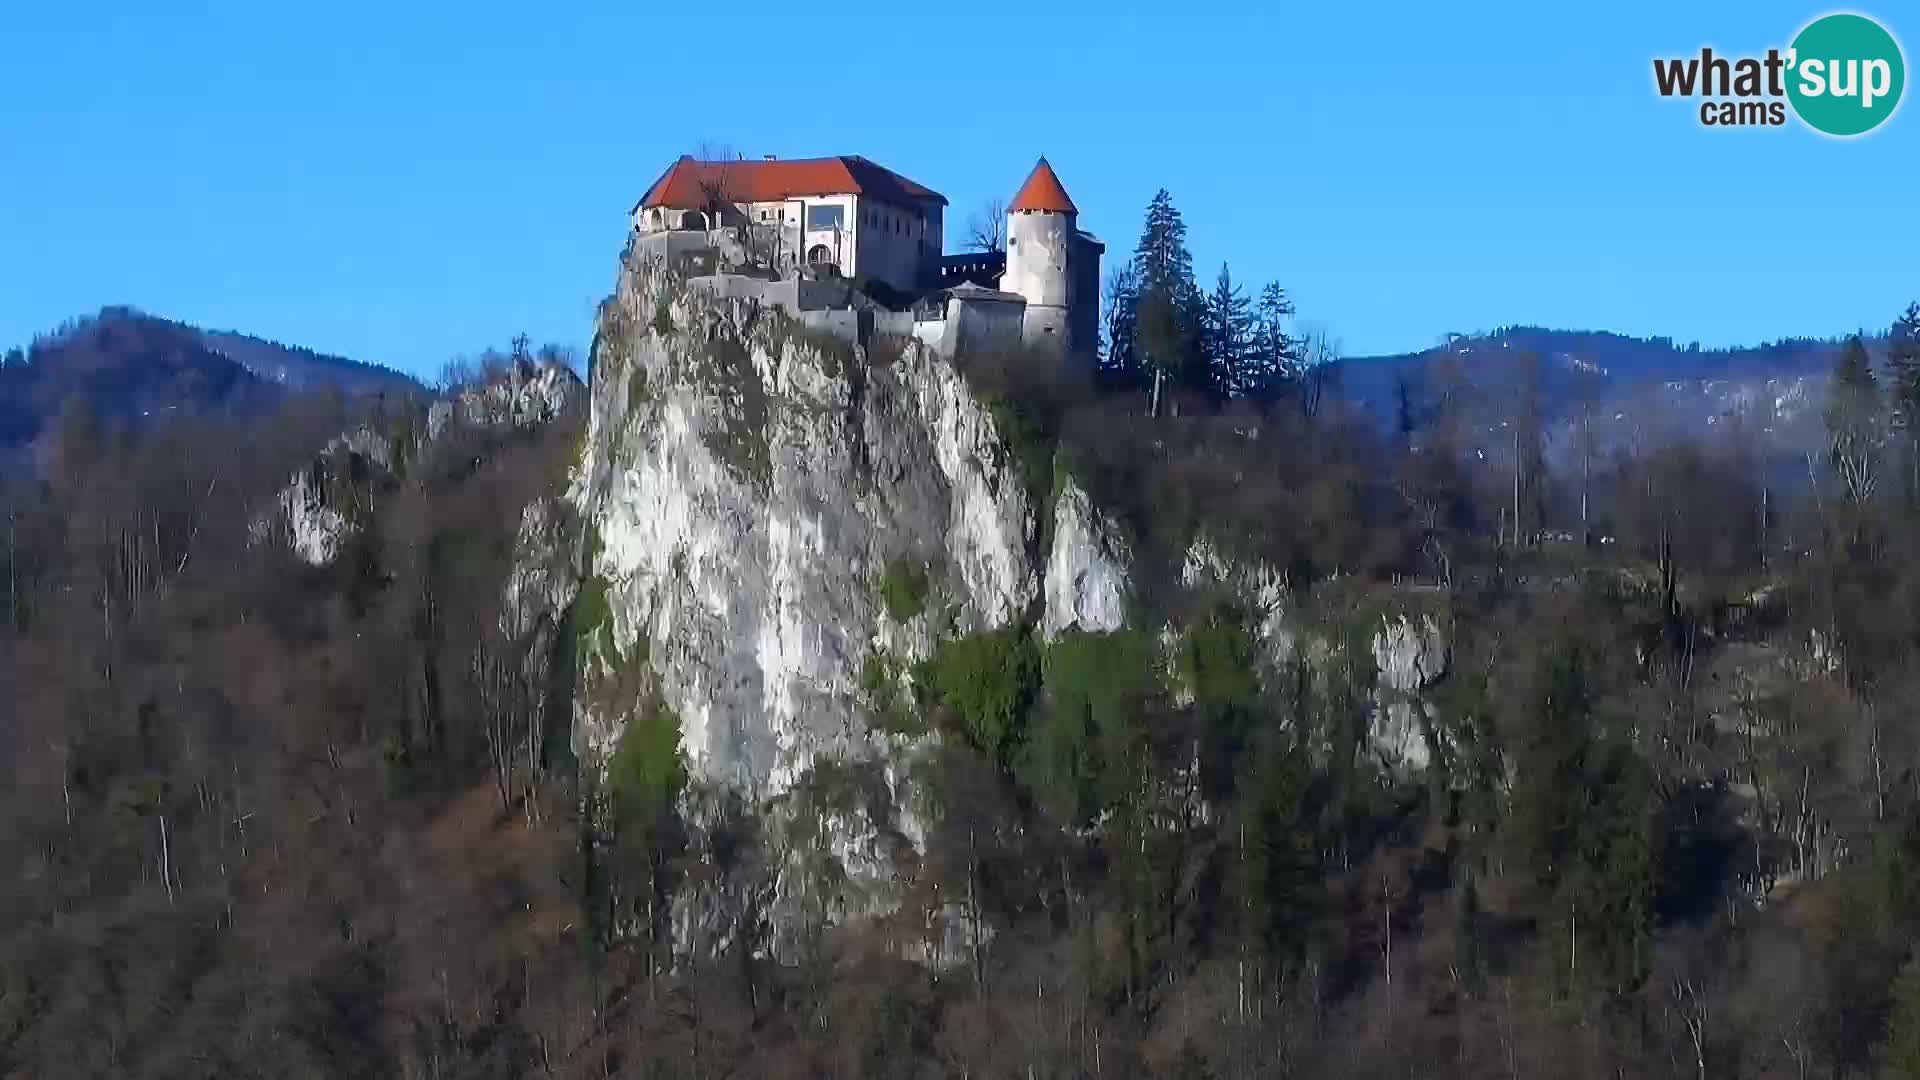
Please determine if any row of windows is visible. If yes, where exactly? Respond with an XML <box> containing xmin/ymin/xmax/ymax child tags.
<box><xmin>734</xmin><ymin>202</ymin><xmax>940</xmax><ymax>239</ymax></box>
<box><xmin>742</xmin><ymin>204</ymin><xmax>842</xmax><ymax>230</ymax></box>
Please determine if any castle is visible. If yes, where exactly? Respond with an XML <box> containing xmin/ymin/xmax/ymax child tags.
<box><xmin>630</xmin><ymin>154</ymin><xmax>1103</xmax><ymax>363</ymax></box>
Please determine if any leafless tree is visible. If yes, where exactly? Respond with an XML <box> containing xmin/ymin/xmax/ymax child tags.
<box><xmin>692</xmin><ymin>141</ymin><xmax>744</xmax><ymax>213</ymax></box>
<box><xmin>1574</xmin><ymin>359</ymin><xmax>1603</xmax><ymax>547</ymax></box>
<box><xmin>965</xmin><ymin>196</ymin><xmax>1007</xmax><ymax>253</ymax></box>
<box><xmin>1296</xmin><ymin>323</ymin><xmax>1342</xmax><ymax>421</ymax></box>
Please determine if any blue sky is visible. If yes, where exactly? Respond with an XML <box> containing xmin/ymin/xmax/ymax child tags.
<box><xmin>2</xmin><ymin>0</ymin><xmax>1915</xmax><ymax>378</ymax></box>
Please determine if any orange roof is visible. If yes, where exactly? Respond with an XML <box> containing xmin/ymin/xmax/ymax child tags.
<box><xmin>635</xmin><ymin>155</ymin><xmax>947</xmax><ymax>212</ymax></box>
<box><xmin>1009</xmin><ymin>157</ymin><xmax>1077</xmax><ymax>214</ymax></box>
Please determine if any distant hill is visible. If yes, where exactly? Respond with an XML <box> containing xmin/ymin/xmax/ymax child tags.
<box><xmin>0</xmin><ymin>307</ymin><xmax>418</xmax><ymax>451</ymax></box>
<box><xmin>1340</xmin><ymin>326</ymin><xmax>1849</xmax><ymax>419</ymax></box>
<box><xmin>1335</xmin><ymin>326</ymin><xmax>1861</xmax><ymax>460</ymax></box>
<box><xmin>195</xmin><ymin>325</ymin><xmax>415</xmax><ymax>394</ymax></box>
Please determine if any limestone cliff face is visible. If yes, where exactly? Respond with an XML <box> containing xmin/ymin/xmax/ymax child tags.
<box><xmin>1176</xmin><ymin>536</ymin><xmax>1449</xmax><ymax>778</ymax></box>
<box><xmin>565</xmin><ymin>253</ymin><xmax>1455</xmax><ymax>955</ymax></box>
<box><xmin>572</xmin><ymin>253</ymin><xmax>1077</xmax><ymax>961</ymax></box>
<box><xmin>573</xmin><ymin>255</ymin><xmax>1040</xmax><ymax>799</ymax></box>
<box><xmin>1370</xmin><ymin>612</ymin><xmax>1450</xmax><ymax>776</ymax></box>
<box><xmin>1042</xmin><ymin>477</ymin><xmax>1131</xmax><ymax>641</ymax></box>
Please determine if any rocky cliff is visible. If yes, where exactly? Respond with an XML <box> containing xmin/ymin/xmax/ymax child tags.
<box><xmin>561</xmin><ymin>251</ymin><xmax>1451</xmax><ymax>956</ymax></box>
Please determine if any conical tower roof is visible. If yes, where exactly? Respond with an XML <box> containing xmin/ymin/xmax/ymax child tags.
<box><xmin>1009</xmin><ymin>157</ymin><xmax>1077</xmax><ymax>214</ymax></box>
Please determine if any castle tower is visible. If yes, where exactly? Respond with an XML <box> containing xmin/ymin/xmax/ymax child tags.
<box><xmin>1003</xmin><ymin>157</ymin><xmax>1093</xmax><ymax>358</ymax></box>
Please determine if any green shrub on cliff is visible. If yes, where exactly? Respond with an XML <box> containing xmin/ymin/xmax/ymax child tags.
<box><xmin>916</xmin><ymin>627</ymin><xmax>1040</xmax><ymax>764</ymax></box>
<box><xmin>877</xmin><ymin>559</ymin><xmax>930</xmax><ymax>622</ymax></box>
<box><xmin>1021</xmin><ymin>627</ymin><xmax>1165</xmax><ymax>824</ymax></box>
<box><xmin>606</xmin><ymin>698</ymin><xmax>685</xmax><ymax>823</ymax></box>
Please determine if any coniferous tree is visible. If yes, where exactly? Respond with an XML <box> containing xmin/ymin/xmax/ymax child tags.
<box><xmin>1248</xmin><ymin>282</ymin><xmax>1302</xmax><ymax>402</ymax></box>
<box><xmin>1886</xmin><ymin>303</ymin><xmax>1920</xmax><ymax>507</ymax></box>
<box><xmin>1826</xmin><ymin>335</ymin><xmax>1885</xmax><ymax>508</ymax></box>
<box><xmin>1204</xmin><ymin>263</ymin><xmax>1252</xmax><ymax>399</ymax></box>
<box><xmin>1131</xmin><ymin>189</ymin><xmax>1202</xmax><ymax>413</ymax></box>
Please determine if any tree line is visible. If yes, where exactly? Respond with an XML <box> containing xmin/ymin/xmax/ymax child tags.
<box><xmin>1098</xmin><ymin>189</ymin><xmax>1331</xmax><ymax>418</ymax></box>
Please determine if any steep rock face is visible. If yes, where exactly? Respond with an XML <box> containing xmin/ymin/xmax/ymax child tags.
<box><xmin>573</xmin><ymin>255</ymin><xmax>1058</xmax><ymax>961</ymax></box>
<box><xmin>575</xmin><ymin>256</ymin><xmax>1037</xmax><ymax>798</ymax></box>
<box><xmin>1370</xmin><ymin>613</ymin><xmax>1449</xmax><ymax>777</ymax></box>
<box><xmin>569</xmin><ymin>256</ymin><xmax>1472</xmax><ymax>958</ymax></box>
<box><xmin>255</xmin><ymin>425</ymin><xmax>393</xmax><ymax>565</ymax></box>
<box><xmin>1041</xmin><ymin>477</ymin><xmax>1130</xmax><ymax>640</ymax></box>
<box><xmin>1175</xmin><ymin>536</ymin><xmax>1451</xmax><ymax>777</ymax></box>
<box><xmin>502</xmin><ymin>497</ymin><xmax>581</xmax><ymax>641</ymax></box>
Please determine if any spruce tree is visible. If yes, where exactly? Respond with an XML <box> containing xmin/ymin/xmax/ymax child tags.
<box><xmin>1886</xmin><ymin>303</ymin><xmax>1920</xmax><ymax>506</ymax></box>
<box><xmin>1249</xmin><ymin>282</ymin><xmax>1302</xmax><ymax>402</ymax></box>
<box><xmin>1130</xmin><ymin>189</ymin><xmax>1202</xmax><ymax>412</ymax></box>
<box><xmin>1826</xmin><ymin>335</ymin><xmax>1884</xmax><ymax>507</ymax></box>
<box><xmin>1205</xmin><ymin>263</ymin><xmax>1252</xmax><ymax>399</ymax></box>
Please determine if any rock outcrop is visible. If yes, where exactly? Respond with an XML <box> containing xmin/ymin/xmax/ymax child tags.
<box><xmin>572</xmin><ymin>255</ymin><xmax>1036</xmax><ymax>796</ymax></box>
<box><xmin>1041</xmin><ymin>476</ymin><xmax>1130</xmax><ymax>640</ymax></box>
<box><xmin>560</xmin><ymin>251</ymin><xmax>1460</xmax><ymax>958</ymax></box>
<box><xmin>1370</xmin><ymin>612</ymin><xmax>1450</xmax><ymax>777</ymax></box>
<box><xmin>255</xmin><ymin>359</ymin><xmax>585</xmax><ymax>567</ymax></box>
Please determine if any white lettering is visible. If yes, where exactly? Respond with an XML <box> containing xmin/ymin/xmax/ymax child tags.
<box><xmin>1830</xmin><ymin>58</ymin><xmax>1859</xmax><ymax>99</ymax></box>
<box><xmin>1863</xmin><ymin>59</ymin><xmax>1892</xmax><ymax>108</ymax></box>
<box><xmin>1800</xmin><ymin>57</ymin><xmax>1828</xmax><ymax>96</ymax></box>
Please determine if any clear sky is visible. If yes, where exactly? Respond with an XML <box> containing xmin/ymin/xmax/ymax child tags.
<box><xmin>2</xmin><ymin>0</ymin><xmax>1915</xmax><ymax>377</ymax></box>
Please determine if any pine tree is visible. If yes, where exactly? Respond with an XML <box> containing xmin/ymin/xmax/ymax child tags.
<box><xmin>1248</xmin><ymin>282</ymin><xmax>1302</xmax><ymax>402</ymax></box>
<box><xmin>1886</xmin><ymin>303</ymin><xmax>1920</xmax><ymax>507</ymax></box>
<box><xmin>1225</xmin><ymin>731</ymin><xmax>1317</xmax><ymax>987</ymax></box>
<box><xmin>1130</xmin><ymin>189</ymin><xmax>1202</xmax><ymax>413</ymax></box>
<box><xmin>1826</xmin><ymin>335</ymin><xmax>1884</xmax><ymax>507</ymax></box>
<box><xmin>1204</xmin><ymin>263</ymin><xmax>1252</xmax><ymax>399</ymax></box>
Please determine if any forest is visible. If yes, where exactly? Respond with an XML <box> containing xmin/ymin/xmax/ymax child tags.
<box><xmin>4</xmin><ymin>204</ymin><xmax>1920</xmax><ymax>1079</ymax></box>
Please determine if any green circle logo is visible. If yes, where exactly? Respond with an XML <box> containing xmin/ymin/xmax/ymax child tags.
<box><xmin>1787</xmin><ymin>13</ymin><xmax>1906</xmax><ymax>136</ymax></box>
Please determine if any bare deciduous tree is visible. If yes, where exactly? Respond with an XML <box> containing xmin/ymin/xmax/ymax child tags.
<box><xmin>1295</xmin><ymin>323</ymin><xmax>1342</xmax><ymax>421</ymax></box>
<box><xmin>965</xmin><ymin>196</ymin><xmax>1007</xmax><ymax>253</ymax></box>
<box><xmin>692</xmin><ymin>141</ymin><xmax>746</xmax><ymax>225</ymax></box>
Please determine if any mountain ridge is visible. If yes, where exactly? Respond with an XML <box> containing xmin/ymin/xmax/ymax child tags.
<box><xmin>1</xmin><ymin>307</ymin><xmax>420</xmax><ymax>452</ymax></box>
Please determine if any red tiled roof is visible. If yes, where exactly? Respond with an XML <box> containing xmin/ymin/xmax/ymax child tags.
<box><xmin>635</xmin><ymin>155</ymin><xmax>948</xmax><ymax>212</ymax></box>
<box><xmin>1009</xmin><ymin>157</ymin><xmax>1077</xmax><ymax>214</ymax></box>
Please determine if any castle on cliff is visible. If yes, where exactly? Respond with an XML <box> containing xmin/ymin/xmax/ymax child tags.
<box><xmin>630</xmin><ymin>155</ymin><xmax>1103</xmax><ymax>364</ymax></box>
